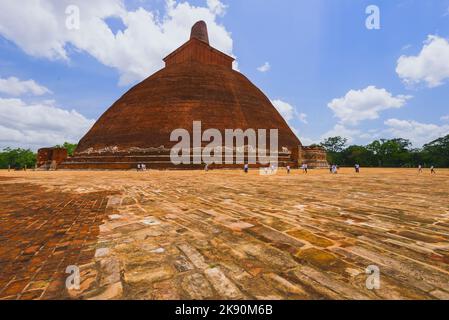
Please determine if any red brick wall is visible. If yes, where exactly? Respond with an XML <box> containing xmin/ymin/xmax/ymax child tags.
<box><xmin>164</xmin><ymin>39</ymin><xmax>234</xmax><ymax>69</ymax></box>
<box><xmin>37</xmin><ymin>148</ymin><xmax>68</xmax><ymax>167</ymax></box>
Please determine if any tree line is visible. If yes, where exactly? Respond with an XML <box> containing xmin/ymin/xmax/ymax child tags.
<box><xmin>0</xmin><ymin>142</ymin><xmax>77</xmax><ymax>169</ymax></box>
<box><xmin>319</xmin><ymin>135</ymin><xmax>449</xmax><ymax>168</ymax></box>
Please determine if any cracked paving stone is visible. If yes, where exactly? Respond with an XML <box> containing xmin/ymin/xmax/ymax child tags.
<box><xmin>1</xmin><ymin>169</ymin><xmax>448</xmax><ymax>300</ymax></box>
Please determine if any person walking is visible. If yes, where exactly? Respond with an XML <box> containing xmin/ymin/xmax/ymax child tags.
<box><xmin>301</xmin><ymin>164</ymin><xmax>307</xmax><ymax>174</ymax></box>
<box><xmin>244</xmin><ymin>163</ymin><xmax>249</xmax><ymax>173</ymax></box>
<box><xmin>355</xmin><ymin>164</ymin><xmax>360</xmax><ymax>173</ymax></box>
<box><xmin>431</xmin><ymin>166</ymin><xmax>436</xmax><ymax>175</ymax></box>
<box><xmin>286</xmin><ymin>165</ymin><xmax>291</xmax><ymax>174</ymax></box>
<box><xmin>418</xmin><ymin>165</ymin><xmax>423</xmax><ymax>174</ymax></box>
<box><xmin>332</xmin><ymin>164</ymin><xmax>338</xmax><ymax>174</ymax></box>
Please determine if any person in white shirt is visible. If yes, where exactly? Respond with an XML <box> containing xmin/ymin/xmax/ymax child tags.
<box><xmin>332</xmin><ymin>165</ymin><xmax>338</xmax><ymax>174</ymax></box>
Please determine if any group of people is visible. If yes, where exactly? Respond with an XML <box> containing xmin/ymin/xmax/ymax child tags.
<box><xmin>240</xmin><ymin>163</ymin><xmax>439</xmax><ymax>175</ymax></box>
<box><xmin>137</xmin><ymin>163</ymin><xmax>147</xmax><ymax>171</ymax></box>
<box><xmin>258</xmin><ymin>164</ymin><xmax>278</xmax><ymax>175</ymax></box>
<box><xmin>418</xmin><ymin>165</ymin><xmax>436</xmax><ymax>174</ymax></box>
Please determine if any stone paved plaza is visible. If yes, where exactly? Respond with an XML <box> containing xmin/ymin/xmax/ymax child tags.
<box><xmin>0</xmin><ymin>168</ymin><xmax>448</xmax><ymax>300</ymax></box>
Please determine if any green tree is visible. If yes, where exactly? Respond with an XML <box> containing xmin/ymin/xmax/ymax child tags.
<box><xmin>366</xmin><ymin>138</ymin><xmax>412</xmax><ymax>167</ymax></box>
<box><xmin>341</xmin><ymin>145</ymin><xmax>375</xmax><ymax>166</ymax></box>
<box><xmin>320</xmin><ymin>136</ymin><xmax>348</xmax><ymax>153</ymax></box>
<box><xmin>320</xmin><ymin>136</ymin><xmax>348</xmax><ymax>165</ymax></box>
<box><xmin>54</xmin><ymin>142</ymin><xmax>78</xmax><ymax>156</ymax></box>
<box><xmin>422</xmin><ymin>135</ymin><xmax>449</xmax><ymax>167</ymax></box>
<box><xmin>0</xmin><ymin>148</ymin><xmax>37</xmax><ymax>169</ymax></box>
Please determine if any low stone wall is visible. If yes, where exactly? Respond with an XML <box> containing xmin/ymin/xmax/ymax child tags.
<box><xmin>301</xmin><ymin>146</ymin><xmax>329</xmax><ymax>169</ymax></box>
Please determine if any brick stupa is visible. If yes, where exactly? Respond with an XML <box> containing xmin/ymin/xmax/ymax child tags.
<box><xmin>60</xmin><ymin>21</ymin><xmax>327</xmax><ymax>170</ymax></box>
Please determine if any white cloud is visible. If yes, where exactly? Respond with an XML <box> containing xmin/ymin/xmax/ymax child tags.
<box><xmin>0</xmin><ymin>0</ymin><xmax>234</xmax><ymax>86</ymax></box>
<box><xmin>384</xmin><ymin>119</ymin><xmax>449</xmax><ymax>147</ymax></box>
<box><xmin>271</xmin><ymin>99</ymin><xmax>310</xmax><ymax>144</ymax></box>
<box><xmin>298</xmin><ymin>112</ymin><xmax>308</xmax><ymax>124</ymax></box>
<box><xmin>0</xmin><ymin>98</ymin><xmax>95</xmax><ymax>150</ymax></box>
<box><xmin>289</xmin><ymin>127</ymin><xmax>317</xmax><ymax>146</ymax></box>
<box><xmin>257</xmin><ymin>62</ymin><xmax>271</xmax><ymax>73</ymax></box>
<box><xmin>401</xmin><ymin>44</ymin><xmax>412</xmax><ymax>51</ymax></box>
<box><xmin>207</xmin><ymin>0</ymin><xmax>227</xmax><ymax>16</ymax></box>
<box><xmin>328</xmin><ymin>86</ymin><xmax>411</xmax><ymax>125</ymax></box>
<box><xmin>396</xmin><ymin>35</ymin><xmax>449</xmax><ymax>88</ymax></box>
<box><xmin>441</xmin><ymin>115</ymin><xmax>449</xmax><ymax>121</ymax></box>
<box><xmin>0</xmin><ymin>76</ymin><xmax>51</xmax><ymax>96</ymax></box>
<box><xmin>298</xmin><ymin>136</ymin><xmax>318</xmax><ymax>146</ymax></box>
<box><xmin>271</xmin><ymin>99</ymin><xmax>307</xmax><ymax>123</ymax></box>
<box><xmin>272</xmin><ymin>99</ymin><xmax>295</xmax><ymax>121</ymax></box>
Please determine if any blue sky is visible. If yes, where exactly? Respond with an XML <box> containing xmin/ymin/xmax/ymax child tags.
<box><xmin>0</xmin><ymin>0</ymin><xmax>449</xmax><ymax>150</ymax></box>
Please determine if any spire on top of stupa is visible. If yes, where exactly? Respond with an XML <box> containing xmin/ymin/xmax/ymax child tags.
<box><xmin>190</xmin><ymin>20</ymin><xmax>209</xmax><ymax>44</ymax></box>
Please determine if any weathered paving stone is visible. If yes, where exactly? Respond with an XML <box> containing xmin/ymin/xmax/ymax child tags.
<box><xmin>107</xmin><ymin>197</ymin><xmax>122</xmax><ymax>208</ymax></box>
<box><xmin>141</xmin><ymin>217</ymin><xmax>161</xmax><ymax>226</ymax></box>
<box><xmin>294</xmin><ymin>248</ymin><xmax>348</xmax><ymax>272</ymax></box>
<box><xmin>287</xmin><ymin>229</ymin><xmax>334</xmax><ymax>248</ymax></box>
<box><xmin>342</xmin><ymin>246</ymin><xmax>449</xmax><ymax>292</ymax></box>
<box><xmin>430</xmin><ymin>290</ymin><xmax>449</xmax><ymax>300</ymax></box>
<box><xmin>177</xmin><ymin>244</ymin><xmax>209</xmax><ymax>270</ymax></box>
<box><xmin>95</xmin><ymin>248</ymin><xmax>110</xmax><ymax>258</ymax></box>
<box><xmin>262</xmin><ymin>273</ymin><xmax>309</xmax><ymax>298</ymax></box>
<box><xmin>204</xmin><ymin>267</ymin><xmax>244</xmax><ymax>300</ymax></box>
<box><xmin>152</xmin><ymin>280</ymin><xmax>180</xmax><ymax>300</ymax></box>
<box><xmin>124</xmin><ymin>266</ymin><xmax>174</xmax><ymax>284</ymax></box>
<box><xmin>245</xmin><ymin>225</ymin><xmax>306</xmax><ymax>248</ymax></box>
<box><xmin>293</xmin><ymin>266</ymin><xmax>371</xmax><ymax>300</ymax></box>
<box><xmin>238</xmin><ymin>243</ymin><xmax>298</xmax><ymax>270</ymax></box>
<box><xmin>99</xmin><ymin>257</ymin><xmax>122</xmax><ymax>287</ymax></box>
<box><xmin>88</xmin><ymin>282</ymin><xmax>123</xmax><ymax>300</ymax></box>
<box><xmin>181</xmin><ymin>273</ymin><xmax>214</xmax><ymax>300</ymax></box>
<box><xmin>0</xmin><ymin>181</ymin><xmax>114</xmax><ymax>299</ymax></box>
<box><xmin>174</xmin><ymin>256</ymin><xmax>195</xmax><ymax>273</ymax></box>
<box><xmin>1</xmin><ymin>169</ymin><xmax>449</xmax><ymax>300</ymax></box>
